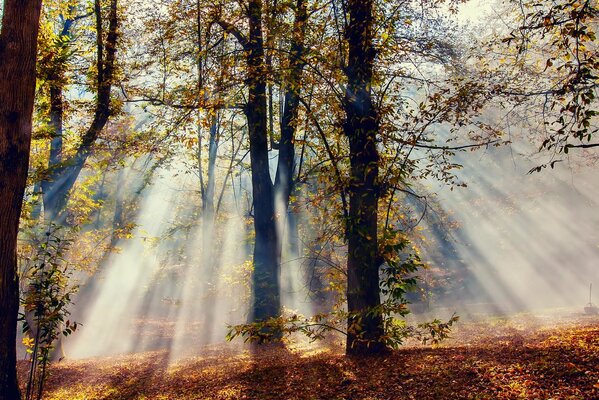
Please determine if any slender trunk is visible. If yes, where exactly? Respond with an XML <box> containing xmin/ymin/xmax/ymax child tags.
<box><xmin>246</xmin><ymin>0</ymin><xmax>280</xmax><ymax>322</ymax></box>
<box><xmin>0</xmin><ymin>1</ymin><xmax>43</xmax><ymax>398</ymax></box>
<box><xmin>343</xmin><ymin>0</ymin><xmax>386</xmax><ymax>355</ymax></box>
<box><xmin>268</xmin><ymin>84</ymin><xmax>277</xmax><ymax>149</ymax></box>
<box><xmin>274</xmin><ymin>0</ymin><xmax>307</xmax><ymax>272</ymax></box>
<box><xmin>196</xmin><ymin>0</ymin><xmax>206</xmax><ymax>208</ymax></box>
<box><xmin>41</xmin><ymin>0</ymin><xmax>119</xmax><ymax>222</ymax></box>
<box><xmin>48</xmin><ymin>86</ymin><xmax>64</xmax><ymax>169</ymax></box>
<box><xmin>265</xmin><ymin>0</ymin><xmax>276</xmax><ymax>151</ymax></box>
<box><xmin>41</xmin><ymin>15</ymin><xmax>75</xmax><ymax>222</ymax></box>
<box><xmin>274</xmin><ymin>0</ymin><xmax>307</xmax><ymax>210</ymax></box>
<box><xmin>204</xmin><ymin>114</ymin><xmax>219</xmax><ymax>217</ymax></box>
<box><xmin>31</xmin><ymin>182</ymin><xmax>43</xmax><ymax>220</ymax></box>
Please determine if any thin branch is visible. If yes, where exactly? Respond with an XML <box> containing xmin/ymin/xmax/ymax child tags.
<box><xmin>216</xmin><ymin>19</ymin><xmax>249</xmax><ymax>50</ymax></box>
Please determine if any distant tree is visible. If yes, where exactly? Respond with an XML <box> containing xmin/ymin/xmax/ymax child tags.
<box><xmin>0</xmin><ymin>1</ymin><xmax>44</xmax><ymax>399</ymax></box>
<box><xmin>41</xmin><ymin>0</ymin><xmax>120</xmax><ymax>222</ymax></box>
<box><xmin>274</xmin><ymin>0</ymin><xmax>308</xmax><ymax>213</ymax></box>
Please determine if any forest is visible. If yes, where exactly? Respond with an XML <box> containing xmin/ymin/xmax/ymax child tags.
<box><xmin>0</xmin><ymin>0</ymin><xmax>598</xmax><ymax>399</ymax></box>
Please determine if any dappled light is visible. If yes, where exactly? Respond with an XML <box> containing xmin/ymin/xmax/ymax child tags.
<box><xmin>425</xmin><ymin>143</ymin><xmax>599</xmax><ymax>317</ymax></box>
<box><xmin>0</xmin><ymin>0</ymin><xmax>597</xmax><ymax>399</ymax></box>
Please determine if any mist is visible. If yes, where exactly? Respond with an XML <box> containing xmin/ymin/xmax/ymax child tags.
<box><xmin>415</xmin><ymin>141</ymin><xmax>599</xmax><ymax>319</ymax></box>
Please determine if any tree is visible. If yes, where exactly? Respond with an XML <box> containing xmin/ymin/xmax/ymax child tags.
<box><xmin>243</xmin><ymin>0</ymin><xmax>280</xmax><ymax>324</ymax></box>
<box><xmin>343</xmin><ymin>0</ymin><xmax>386</xmax><ymax>355</ymax></box>
<box><xmin>41</xmin><ymin>0</ymin><xmax>119</xmax><ymax>222</ymax></box>
<box><xmin>226</xmin><ymin>0</ymin><xmax>493</xmax><ymax>351</ymax></box>
<box><xmin>486</xmin><ymin>0</ymin><xmax>598</xmax><ymax>171</ymax></box>
<box><xmin>274</xmin><ymin>0</ymin><xmax>308</xmax><ymax>212</ymax></box>
<box><xmin>216</xmin><ymin>0</ymin><xmax>281</xmax><ymax>324</ymax></box>
<box><xmin>0</xmin><ymin>1</ymin><xmax>44</xmax><ymax>398</ymax></box>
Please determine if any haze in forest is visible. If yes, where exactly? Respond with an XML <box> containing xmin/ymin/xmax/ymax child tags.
<box><xmin>0</xmin><ymin>0</ymin><xmax>597</xmax><ymax>399</ymax></box>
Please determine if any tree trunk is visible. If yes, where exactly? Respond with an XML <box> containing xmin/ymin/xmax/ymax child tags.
<box><xmin>48</xmin><ymin>85</ymin><xmax>64</xmax><ymax>170</ymax></box>
<box><xmin>40</xmin><ymin>16</ymin><xmax>75</xmax><ymax>221</ymax></box>
<box><xmin>246</xmin><ymin>0</ymin><xmax>280</xmax><ymax>322</ymax></box>
<box><xmin>274</xmin><ymin>0</ymin><xmax>307</xmax><ymax>211</ymax></box>
<box><xmin>0</xmin><ymin>1</ymin><xmax>43</xmax><ymax>398</ymax></box>
<box><xmin>204</xmin><ymin>114</ymin><xmax>219</xmax><ymax>218</ymax></box>
<box><xmin>216</xmin><ymin>0</ymin><xmax>281</xmax><ymax>324</ymax></box>
<box><xmin>41</xmin><ymin>0</ymin><xmax>119</xmax><ymax>222</ymax></box>
<box><xmin>343</xmin><ymin>0</ymin><xmax>386</xmax><ymax>355</ymax></box>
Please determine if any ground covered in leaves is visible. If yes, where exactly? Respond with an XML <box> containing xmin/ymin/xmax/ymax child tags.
<box><xmin>19</xmin><ymin>311</ymin><xmax>599</xmax><ymax>399</ymax></box>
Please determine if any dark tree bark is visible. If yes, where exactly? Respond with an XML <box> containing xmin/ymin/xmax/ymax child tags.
<box><xmin>343</xmin><ymin>0</ymin><xmax>386</xmax><ymax>355</ymax></box>
<box><xmin>218</xmin><ymin>0</ymin><xmax>281</xmax><ymax>323</ymax></box>
<box><xmin>0</xmin><ymin>1</ymin><xmax>44</xmax><ymax>398</ymax></box>
<box><xmin>48</xmin><ymin>85</ymin><xmax>64</xmax><ymax>170</ymax></box>
<box><xmin>272</xmin><ymin>0</ymin><xmax>308</xmax><ymax>296</ymax></box>
<box><xmin>274</xmin><ymin>0</ymin><xmax>307</xmax><ymax>210</ymax></box>
<box><xmin>41</xmin><ymin>0</ymin><xmax>119</xmax><ymax>222</ymax></box>
<box><xmin>205</xmin><ymin>115</ymin><xmax>219</xmax><ymax>216</ymax></box>
<box><xmin>42</xmin><ymin>16</ymin><xmax>76</xmax><ymax>207</ymax></box>
<box><xmin>246</xmin><ymin>0</ymin><xmax>280</xmax><ymax>322</ymax></box>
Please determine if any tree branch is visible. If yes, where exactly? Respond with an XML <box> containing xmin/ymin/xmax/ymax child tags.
<box><xmin>216</xmin><ymin>19</ymin><xmax>249</xmax><ymax>50</ymax></box>
<box><xmin>566</xmin><ymin>142</ymin><xmax>599</xmax><ymax>149</ymax></box>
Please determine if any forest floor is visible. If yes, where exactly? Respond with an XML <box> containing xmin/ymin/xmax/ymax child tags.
<box><xmin>18</xmin><ymin>310</ymin><xmax>599</xmax><ymax>399</ymax></box>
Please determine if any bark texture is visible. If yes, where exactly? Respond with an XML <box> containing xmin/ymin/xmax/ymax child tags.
<box><xmin>218</xmin><ymin>0</ymin><xmax>281</xmax><ymax>323</ymax></box>
<box><xmin>41</xmin><ymin>16</ymin><xmax>75</xmax><ymax>220</ymax></box>
<box><xmin>343</xmin><ymin>0</ymin><xmax>386</xmax><ymax>355</ymax></box>
<box><xmin>0</xmin><ymin>1</ymin><xmax>44</xmax><ymax>398</ymax></box>
<box><xmin>246</xmin><ymin>0</ymin><xmax>280</xmax><ymax>322</ymax></box>
<box><xmin>274</xmin><ymin>0</ymin><xmax>307</xmax><ymax>210</ymax></box>
<box><xmin>41</xmin><ymin>0</ymin><xmax>119</xmax><ymax>222</ymax></box>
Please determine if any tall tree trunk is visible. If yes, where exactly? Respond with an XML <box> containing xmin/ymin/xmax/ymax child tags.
<box><xmin>273</xmin><ymin>0</ymin><xmax>307</xmax><ymax>305</ymax></box>
<box><xmin>42</xmin><ymin>16</ymin><xmax>75</xmax><ymax>219</ymax></box>
<box><xmin>41</xmin><ymin>0</ymin><xmax>119</xmax><ymax>222</ymax></box>
<box><xmin>246</xmin><ymin>0</ymin><xmax>280</xmax><ymax>322</ymax></box>
<box><xmin>0</xmin><ymin>1</ymin><xmax>43</xmax><ymax>398</ymax></box>
<box><xmin>216</xmin><ymin>0</ymin><xmax>281</xmax><ymax>324</ymax></box>
<box><xmin>343</xmin><ymin>0</ymin><xmax>386</xmax><ymax>355</ymax></box>
<box><xmin>48</xmin><ymin>85</ymin><xmax>64</xmax><ymax>171</ymax></box>
<box><xmin>274</xmin><ymin>0</ymin><xmax>307</xmax><ymax>210</ymax></box>
<box><xmin>204</xmin><ymin>114</ymin><xmax>219</xmax><ymax>218</ymax></box>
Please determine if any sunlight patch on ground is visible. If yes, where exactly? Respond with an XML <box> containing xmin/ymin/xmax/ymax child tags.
<box><xmin>34</xmin><ymin>314</ymin><xmax>599</xmax><ymax>400</ymax></box>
